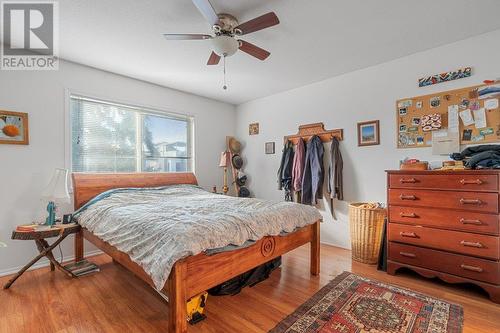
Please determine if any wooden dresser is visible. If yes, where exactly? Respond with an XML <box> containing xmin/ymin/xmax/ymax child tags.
<box><xmin>386</xmin><ymin>170</ymin><xmax>500</xmax><ymax>303</ymax></box>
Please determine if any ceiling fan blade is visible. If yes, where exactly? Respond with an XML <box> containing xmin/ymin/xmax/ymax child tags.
<box><xmin>207</xmin><ymin>51</ymin><xmax>221</xmax><ymax>65</ymax></box>
<box><xmin>163</xmin><ymin>34</ymin><xmax>212</xmax><ymax>40</ymax></box>
<box><xmin>236</xmin><ymin>12</ymin><xmax>279</xmax><ymax>35</ymax></box>
<box><xmin>239</xmin><ymin>40</ymin><xmax>270</xmax><ymax>61</ymax></box>
<box><xmin>192</xmin><ymin>0</ymin><xmax>219</xmax><ymax>26</ymax></box>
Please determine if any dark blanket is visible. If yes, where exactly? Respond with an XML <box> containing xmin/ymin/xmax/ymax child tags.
<box><xmin>451</xmin><ymin>144</ymin><xmax>500</xmax><ymax>169</ymax></box>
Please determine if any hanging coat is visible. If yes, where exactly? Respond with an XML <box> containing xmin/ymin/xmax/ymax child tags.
<box><xmin>292</xmin><ymin>137</ymin><xmax>306</xmax><ymax>193</ymax></box>
<box><xmin>277</xmin><ymin>141</ymin><xmax>294</xmax><ymax>201</ymax></box>
<box><xmin>301</xmin><ymin>135</ymin><xmax>324</xmax><ymax>205</ymax></box>
<box><xmin>328</xmin><ymin>137</ymin><xmax>343</xmax><ymax>201</ymax></box>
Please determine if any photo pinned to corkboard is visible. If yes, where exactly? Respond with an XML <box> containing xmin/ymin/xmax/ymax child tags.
<box><xmin>249</xmin><ymin>123</ymin><xmax>259</xmax><ymax>135</ymax></box>
<box><xmin>396</xmin><ymin>82</ymin><xmax>500</xmax><ymax>149</ymax></box>
<box><xmin>0</xmin><ymin>110</ymin><xmax>29</xmax><ymax>145</ymax></box>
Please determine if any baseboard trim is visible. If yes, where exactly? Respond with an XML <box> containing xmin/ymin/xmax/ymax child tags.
<box><xmin>0</xmin><ymin>249</ymin><xmax>103</xmax><ymax>277</ymax></box>
<box><xmin>320</xmin><ymin>240</ymin><xmax>351</xmax><ymax>251</ymax></box>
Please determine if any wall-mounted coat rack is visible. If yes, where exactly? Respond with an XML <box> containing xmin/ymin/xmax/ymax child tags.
<box><xmin>284</xmin><ymin>123</ymin><xmax>343</xmax><ymax>145</ymax></box>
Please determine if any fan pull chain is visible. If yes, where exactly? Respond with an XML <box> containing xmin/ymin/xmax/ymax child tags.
<box><xmin>223</xmin><ymin>55</ymin><xmax>227</xmax><ymax>90</ymax></box>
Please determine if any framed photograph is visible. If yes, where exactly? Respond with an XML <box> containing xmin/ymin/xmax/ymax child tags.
<box><xmin>249</xmin><ymin>123</ymin><xmax>259</xmax><ymax>135</ymax></box>
<box><xmin>265</xmin><ymin>142</ymin><xmax>275</xmax><ymax>154</ymax></box>
<box><xmin>0</xmin><ymin>111</ymin><xmax>29</xmax><ymax>145</ymax></box>
<box><xmin>357</xmin><ymin>120</ymin><xmax>380</xmax><ymax>147</ymax></box>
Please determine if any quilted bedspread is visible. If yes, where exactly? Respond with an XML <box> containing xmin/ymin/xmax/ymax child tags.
<box><xmin>73</xmin><ymin>185</ymin><xmax>321</xmax><ymax>290</ymax></box>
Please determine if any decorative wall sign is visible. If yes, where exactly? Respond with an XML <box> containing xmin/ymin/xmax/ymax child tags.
<box><xmin>249</xmin><ymin>123</ymin><xmax>259</xmax><ymax>135</ymax></box>
<box><xmin>265</xmin><ymin>142</ymin><xmax>275</xmax><ymax>154</ymax></box>
<box><xmin>357</xmin><ymin>120</ymin><xmax>380</xmax><ymax>146</ymax></box>
<box><xmin>0</xmin><ymin>110</ymin><xmax>29</xmax><ymax>145</ymax></box>
<box><xmin>418</xmin><ymin>67</ymin><xmax>472</xmax><ymax>87</ymax></box>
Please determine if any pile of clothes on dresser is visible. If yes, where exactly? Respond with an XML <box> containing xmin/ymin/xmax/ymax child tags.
<box><xmin>277</xmin><ymin>135</ymin><xmax>343</xmax><ymax>214</ymax></box>
<box><xmin>450</xmin><ymin>144</ymin><xmax>500</xmax><ymax>169</ymax></box>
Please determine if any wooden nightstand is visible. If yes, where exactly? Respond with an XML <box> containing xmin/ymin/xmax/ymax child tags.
<box><xmin>3</xmin><ymin>223</ymin><xmax>85</xmax><ymax>289</ymax></box>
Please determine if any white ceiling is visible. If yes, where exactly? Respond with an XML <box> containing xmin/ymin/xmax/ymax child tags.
<box><xmin>59</xmin><ymin>0</ymin><xmax>500</xmax><ymax>105</ymax></box>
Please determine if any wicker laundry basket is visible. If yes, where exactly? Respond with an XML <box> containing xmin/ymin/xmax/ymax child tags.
<box><xmin>349</xmin><ymin>203</ymin><xmax>387</xmax><ymax>264</ymax></box>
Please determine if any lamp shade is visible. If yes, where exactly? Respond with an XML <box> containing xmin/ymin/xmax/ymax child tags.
<box><xmin>212</xmin><ymin>36</ymin><xmax>239</xmax><ymax>57</ymax></box>
<box><xmin>42</xmin><ymin>168</ymin><xmax>70</xmax><ymax>203</ymax></box>
<box><xmin>219</xmin><ymin>151</ymin><xmax>230</xmax><ymax>167</ymax></box>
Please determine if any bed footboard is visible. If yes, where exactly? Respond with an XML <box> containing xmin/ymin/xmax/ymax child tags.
<box><xmin>75</xmin><ymin>220</ymin><xmax>320</xmax><ymax>333</ymax></box>
<box><xmin>166</xmin><ymin>220</ymin><xmax>321</xmax><ymax>333</ymax></box>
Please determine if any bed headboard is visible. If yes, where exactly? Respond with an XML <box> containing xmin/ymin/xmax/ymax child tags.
<box><xmin>72</xmin><ymin>172</ymin><xmax>198</xmax><ymax>209</ymax></box>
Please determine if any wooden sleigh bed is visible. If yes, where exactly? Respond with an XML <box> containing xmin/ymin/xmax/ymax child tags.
<box><xmin>72</xmin><ymin>172</ymin><xmax>320</xmax><ymax>333</ymax></box>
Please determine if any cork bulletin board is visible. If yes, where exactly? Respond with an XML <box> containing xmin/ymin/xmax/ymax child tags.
<box><xmin>397</xmin><ymin>82</ymin><xmax>500</xmax><ymax>148</ymax></box>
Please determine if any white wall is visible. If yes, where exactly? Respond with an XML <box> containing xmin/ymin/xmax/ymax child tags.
<box><xmin>0</xmin><ymin>60</ymin><xmax>236</xmax><ymax>275</ymax></box>
<box><xmin>235</xmin><ymin>29</ymin><xmax>500</xmax><ymax>249</ymax></box>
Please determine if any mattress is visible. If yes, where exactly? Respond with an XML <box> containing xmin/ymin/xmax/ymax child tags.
<box><xmin>73</xmin><ymin>184</ymin><xmax>322</xmax><ymax>290</ymax></box>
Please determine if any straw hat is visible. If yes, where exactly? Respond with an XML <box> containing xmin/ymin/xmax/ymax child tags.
<box><xmin>228</xmin><ymin>137</ymin><xmax>241</xmax><ymax>153</ymax></box>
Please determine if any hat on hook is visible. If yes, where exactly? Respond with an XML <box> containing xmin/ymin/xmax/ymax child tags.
<box><xmin>238</xmin><ymin>186</ymin><xmax>250</xmax><ymax>198</ymax></box>
<box><xmin>228</xmin><ymin>137</ymin><xmax>241</xmax><ymax>154</ymax></box>
<box><xmin>232</xmin><ymin>154</ymin><xmax>243</xmax><ymax>169</ymax></box>
<box><xmin>236</xmin><ymin>171</ymin><xmax>247</xmax><ymax>186</ymax></box>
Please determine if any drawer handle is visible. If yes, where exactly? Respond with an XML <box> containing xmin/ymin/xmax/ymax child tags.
<box><xmin>460</xmin><ymin>240</ymin><xmax>484</xmax><ymax>248</ymax></box>
<box><xmin>400</xmin><ymin>212</ymin><xmax>417</xmax><ymax>218</ymax></box>
<box><xmin>459</xmin><ymin>198</ymin><xmax>482</xmax><ymax>205</ymax></box>
<box><xmin>460</xmin><ymin>264</ymin><xmax>483</xmax><ymax>273</ymax></box>
<box><xmin>399</xmin><ymin>252</ymin><xmax>416</xmax><ymax>258</ymax></box>
<box><xmin>399</xmin><ymin>194</ymin><xmax>416</xmax><ymax>200</ymax></box>
<box><xmin>400</xmin><ymin>231</ymin><xmax>418</xmax><ymax>238</ymax></box>
<box><xmin>460</xmin><ymin>179</ymin><xmax>483</xmax><ymax>185</ymax></box>
<box><xmin>460</xmin><ymin>218</ymin><xmax>483</xmax><ymax>226</ymax></box>
<box><xmin>400</xmin><ymin>178</ymin><xmax>417</xmax><ymax>184</ymax></box>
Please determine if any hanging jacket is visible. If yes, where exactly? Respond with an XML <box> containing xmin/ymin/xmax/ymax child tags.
<box><xmin>277</xmin><ymin>141</ymin><xmax>294</xmax><ymax>201</ymax></box>
<box><xmin>328</xmin><ymin>137</ymin><xmax>343</xmax><ymax>201</ymax></box>
<box><xmin>301</xmin><ymin>135</ymin><xmax>324</xmax><ymax>205</ymax></box>
<box><xmin>292</xmin><ymin>138</ymin><xmax>306</xmax><ymax>193</ymax></box>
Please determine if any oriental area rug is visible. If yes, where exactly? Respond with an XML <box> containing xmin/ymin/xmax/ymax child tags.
<box><xmin>269</xmin><ymin>272</ymin><xmax>463</xmax><ymax>333</ymax></box>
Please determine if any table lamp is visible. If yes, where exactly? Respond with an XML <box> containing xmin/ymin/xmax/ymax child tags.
<box><xmin>42</xmin><ymin>168</ymin><xmax>70</xmax><ymax>227</ymax></box>
<box><xmin>219</xmin><ymin>151</ymin><xmax>230</xmax><ymax>195</ymax></box>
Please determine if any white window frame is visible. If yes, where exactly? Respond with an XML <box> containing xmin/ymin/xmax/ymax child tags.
<box><xmin>64</xmin><ymin>89</ymin><xmax>195</xmax><ymax>175</ymax></box>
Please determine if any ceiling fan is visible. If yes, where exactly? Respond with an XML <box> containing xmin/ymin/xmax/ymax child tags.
<box><xmin>163</xmin><ymin>0</ymin><xmax>280</xmax><ymax>66</ymax></box>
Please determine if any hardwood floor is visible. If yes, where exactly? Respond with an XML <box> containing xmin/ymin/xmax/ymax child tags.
<box><xmin>1</xmin><ymin>244</ymin><xmax>500</xmax><ymax>333</ymax></box>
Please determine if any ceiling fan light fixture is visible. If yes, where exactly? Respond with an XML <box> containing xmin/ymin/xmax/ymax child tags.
<box><xmin>211</xmin><ymin>35</ymin><xmax>239</xmax><ymax>57</ymax></box>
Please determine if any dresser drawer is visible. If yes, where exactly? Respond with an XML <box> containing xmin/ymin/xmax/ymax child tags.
<box><xmin>389</xmin><ymin>173</ymin><xmax>498</xmax><ymax>192</ymax></box>
<box><xmin>389</xmin><ymin>206</ymin><xmax>499</xmax><ymax>235</ymax></box>
<box><xmin>389</xmin><ymin>242</ymin><xmax>500</xmax><ymax>284</ymax></box>
<box><xmin>388</xmin><ymin>188</ymin><xmax>498</xmax><ymax>213</ymax></box>
<box><xmin>388</xmin><ymin>223</ymin><xmax>500</xmax><ymax>260</ymax></box>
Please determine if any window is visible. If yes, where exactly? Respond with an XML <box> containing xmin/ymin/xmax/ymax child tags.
<box><xmin>70</xmin><ymin>95</ymin><xmax>193</xmax><ymax>173</ymax></box>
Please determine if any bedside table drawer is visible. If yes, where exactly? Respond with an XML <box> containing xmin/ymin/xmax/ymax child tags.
<box><xmin>389</xmin><ymin>206</ymin><xmax>499</xmax><ymax>235</ymax></box>
<box><xmin>389</xmin><ymin>174</ymin><xmax>498</xmax><ymax>192</ymax></box>
<box><xmin>388</xmin><ymin>223</ymin><xmax>500</xmax><ymax>260</ymax></box>
<box><xmin>389</xmin><ymin>242</ymin><xmax>500</xmax><ymax>284</ymax></box>
<box><xmin>388</xmin><ymin>189</ymin><xmax>498</xmax><ymax>213</ymax></box>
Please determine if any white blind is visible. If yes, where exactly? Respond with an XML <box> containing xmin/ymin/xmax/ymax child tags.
<box><xmin>71</xmin><ymin>95</ymin><xmax>193</xmax><ymax>173</ymax></box>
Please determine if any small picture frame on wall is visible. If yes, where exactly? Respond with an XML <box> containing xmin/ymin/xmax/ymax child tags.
<box><xmin>357</xmin><ymin>120</ymin><xmax>380</xmax><ymax>147</ymax></box>
<box><xmin>265</xmin><ymin>142</ymin><xmax>275</xmax><ymax>154</ymax></box>
<box><xmin>249</xmin><ymin>123</ymin><xmax>259</xmax><ymax>135</ymax></box>
<box><xmin>0</xmin><ymin>110</ymin><xmax>29</xmax><ymax>145</ymax></box>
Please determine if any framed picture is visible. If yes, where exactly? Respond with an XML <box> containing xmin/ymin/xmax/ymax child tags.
<box><xmin>249</xmin><ymin>123</ymin><xmax>259</xmax><ymax>135</ymax></box>
<box><xmin>265</xmin><ymin>142</ymin><xmax>275</xmax><ymax>154</ymax></box>
<box><xmin>357</xmin><ymin>120</ymin><xmax>380</xmax><ymax>147</ymax></box>
<box><xmin>0</xmin><ymin>111</ymin><xmax>29</xmax><ymax>145</ymax></box>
